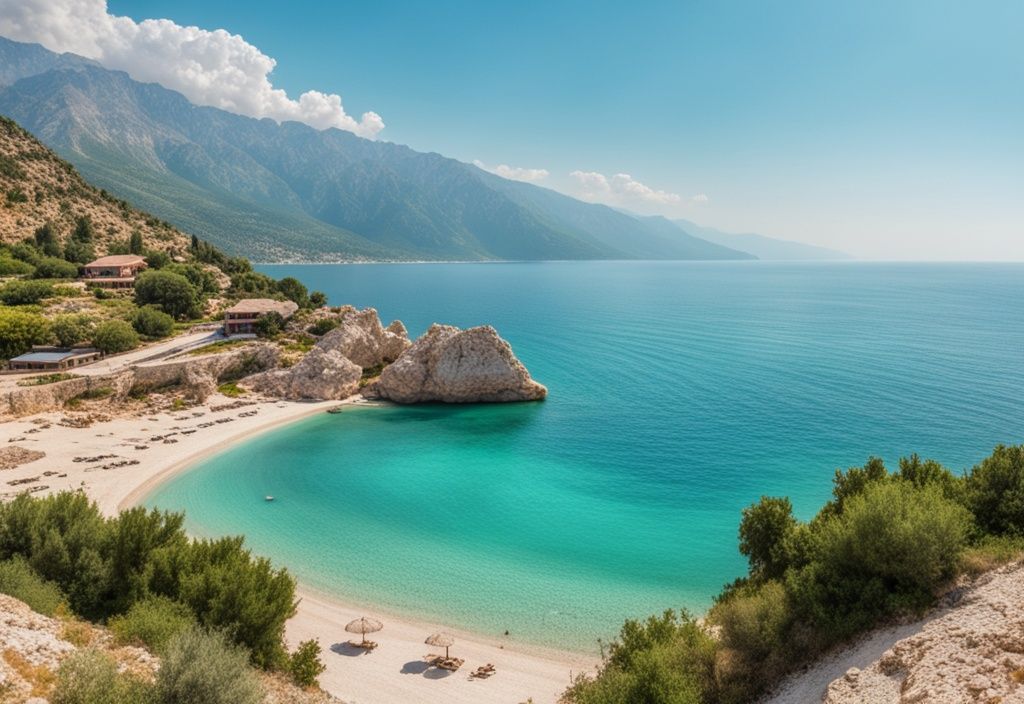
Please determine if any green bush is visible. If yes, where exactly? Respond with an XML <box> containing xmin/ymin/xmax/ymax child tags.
<box><xmin>109</xmin><ymin>595</ymin><xmax>197</xmax><ymax>654</ymax></box>
<box><xmin>154</xmin><ymin>627</ymin><xmax>263</xmax><ymax>704</ymax></box>
<box><xmin>0</xmin><ymin>255</ymin><xmax>34</xmax><ymax>276</ymax></box>
<box><xmin>133</xmin><ymin>306</ymin><xmax>175</xmax><ymax>338</ymax></box>
<box><xmin>0</xmin><ymin>308</ymin><xmax>51</xmax><ymax>359</ymax></box>
<box><xmin>33</xmin><ymin>256</ymin><xmax>79</xmax><ymax>279</ymax></box>
<box><xmin>134</xmin><ymin>270</ymin><xmax>201</xmax><ymax>319</ymax></box>
<box><xmin>288</xmin><ymin>639</ymin><xmax>327</xmax><ymax>688</ymax></box>
<box><xmin>276</xmin><ymin>276</ymin><xmax>309</xmax><ymax>308</ymax></box>
<box><xmin>0</xmin><ymin>279</ymin><xmax>53</xmax><ymax>305</ymax></box>
<box><xmin>738</xmin><ymin>496</ymin><xmax>798</xmax><ymax>581</ymax></box>
<box><xmin>230</xmin><ymin>271</ymin><xmax>276</xmax><ymax>297</ymax></box>
<box><xmin>52</xmin><ymin>648</ymin><xmax>152</xmax><ymax>704</ymax></box>
<box><xmin>144</xmin><ymin>249</ymin><xmax>171</xmax><ymax>269</ymax></box>
<box><xmin>309</xmin><ymin>290</ymin><xmax>327</xmax><ymax>308</ymax></box>
<box><xmin>92</xmin><ymin>319</ymin><xmax>140</xmax><ymax>354</ymax></box>
<box><xmin>166</xmin><ymin>263</ymin><xmax>219</xmax><ymax>296</ymax></box>
<box><xmin>52</xmin><ymin>314</ymin><xmax>96</xmax><ymax>347</ymax></box>
<box><xmin>0</xmin><ymin>556</ymin><xmax>65</xmax><ymax>616</ymax></box>
<box><xmin>966</xmin><ymin>445</ymin><xmax>1024</xmax><ymax>536</ymax></box>
<box><xmin>34</xmin><ymin>222</ymin><xmax>62</xmax><ymax>257</ymax></box>
<box><xmin>254</xmin><ymin>311</ymin><xmax>285</xmax><ymax>338</ymax></box>
<box><xmin>307</xmin><ymin>318</ymin><xmax>340</xmax><ymax>336</ymax></box>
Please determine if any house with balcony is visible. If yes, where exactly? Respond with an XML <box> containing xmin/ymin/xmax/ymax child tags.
<box><xmin>223</xmin><ymin>298</ymin><xmax>299</xmax><ymax>336</ymax></box>
<box><xmin>81</xmin><ymin>255</ymin><xmax>147</xmax><ymax>289</ymax></box>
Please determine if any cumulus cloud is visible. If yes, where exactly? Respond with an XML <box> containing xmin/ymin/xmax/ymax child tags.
<box><xmin>570</xmin><ymin>170</ymin><xmax>682</xmax><ymax>205</ymax></box>
<box><xmin>0</xmin><ymin>0</ymin><xmax>384</xmax><ymax>137</ymax></box>
<box><xmin>690</xmin><ymin>193</ymin><xmax>709</xmax><ymax>204</ymax></box>
<box><xmin>473</xmin><ymin>160</ymin><xmax>549</xmax><ymax>183</ymax></box>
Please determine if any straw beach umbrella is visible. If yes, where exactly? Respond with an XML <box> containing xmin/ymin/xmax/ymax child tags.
<box><xmin>425</xmin><ymin>631</ymin><xmax>455</xmax><ymax>659</ymax></box>
<box><xmin>345</xmin><ymin>617</ymin><xmax>383</xmax><ymax>644</ymax></box>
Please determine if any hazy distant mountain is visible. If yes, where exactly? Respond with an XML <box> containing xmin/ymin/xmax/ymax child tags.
<box><xmin>0</xmin><ymin>37</ymin><xmax>753</xmax><ymax>263</ymax></box>
<box><xmin>672</xmin><ymin>218</ymin><xmax>850</xmax><ymax>260</ymax></box>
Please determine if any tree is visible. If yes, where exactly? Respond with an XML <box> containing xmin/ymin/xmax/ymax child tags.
<box><xmin>132</xmin><ymin>306</ymin><xmax>175</xmax><ymax>338</ymax></box>
<box><xmin>32</xmin><ymin>256</ymin><xmax>79</xmax><ymax>279</ymax></box>
<box><xmin>52</xmin><ymin>314</ymin><xmax>96</xmax><ymax>347</ymax></box>
<box><xmin>254</xmin><ymin>312</ymin><xmax>284</xmax><ymax>338</ymax></box>
<box><xmin>0</xmin><ymin>255</ymin><xmax>34</xmax><ymax>276</ymax></box>
<box><xmin>63</xmin><ymin>238</ymin><xmax>95</xmax><ymax>265</ymax></box>
<box><xmin>738</xmin><ymin>497</ymin><xmax>798</xmax><ymax>581</ymax></box>
<box><xmin>134</xmin><ymin>270</ymin><xmax>201</xmax><ymax>320</ymax></box>
<box><xmin>276</xmin><ymin>277</ymin><xmax>309</xmax><ymax>308</ymax></box>
<box><xmin>230</xmin><ymin>271</ymin><xmax>276</xmax><ymax>297</ymax></box>
<box><xmin>966</xmin><ymin>445</ymin><xmax>1024</xmax><ymax>536</ymax></box>
<box><xmin>288</xmin><ymin>639</ymin><xmax>326</xmax><ymax>688</ymax></box>
<box><xmin>129</xmin><ymin>230</ymin><xmax>144</xmax><ymax>255</ymax></box>
<box><xmin>0</xmin><ymin>309</ymin><xmax>51</xmax><ymax>362</ymax></box>
<box><xmin>166</xmin><ymin>263</ymin><xmax>219</xmax><ymax>296</ymax></box>
<box><xmin>71</xmin><ymin>216</ymin><xmax>94</xmax><ymax>244</ymax></box>
<box><xmin>144</xmin><ymin>249</ymin><xmax>171</xmax><ymax>269</ymax></box>
<box><xmin>33</xmin><ymin>222</ymin><xmax>62</xmax><ymax>257</ymax></box>
<box><xmin>0</xmin><ymin>280</ymin><xmax>53</xmax><ymax>305</ymax></box>
<box><xmin>309</xmin><ymin>290</ymin><xmax>327</xmax><ymax>308</ymax></box>
<box><xmin>92</xmin><ymin>320</ymin><xmax>139</xmax><ymax>354</ymax></box>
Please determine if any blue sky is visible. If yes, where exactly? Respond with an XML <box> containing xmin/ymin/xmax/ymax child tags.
<box><xmin>83</xmin><ymin>2</ymin><xmax>1022</xmax><ymax>258</ymax></box>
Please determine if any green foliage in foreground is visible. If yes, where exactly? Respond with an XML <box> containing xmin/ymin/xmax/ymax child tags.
<box><xmin>132</xmin><ymin>305</ymin><xmax>175</xmax><ymax>338</ymax></box>
<box><xmin>0</xmin><ymin>492</ymin><xmax>297</xmax><ymax>668</ymax></box>
<box><xmin>52</xmin><ymin>313</ymin><xmax>96</xmax><ymax>347</ymax></box>
<box><xmin>564</xmin><ymin>446</ymin><xmax>1024</xmax><ymax>704</ymax></box>
<box><xmin>109</xmin><ymin>595</ymin><xmax>197</xmax><ymax>654</ymax></box>
<box><xmin>288</xmin><ymin>639</ymin><xmax>327</xmax><ymax>688</ymax></box>
<box><xmin>0</xmin><ymin>279</ymin><xmax>53</xmax><ymax>305</ymax></box>
<box><xmin>154</xmin><ymin>627</ymin><xmax>263</xmax><ymax>704</ymax></box>
<box><xmin>52</xmin><ymin>649</ymin><xmax>152</xmax><ymax>704</ymax></box>
<box><xmin>0</xmin><ymin>555</ymin><xmax>66</xmax><ymax>616</ymax></box>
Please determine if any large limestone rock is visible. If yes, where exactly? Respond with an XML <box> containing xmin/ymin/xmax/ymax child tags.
<box><xmin>245</xmin><ymin>347</ymin><xmax>362</xmax><ymax>401</ymax></box>
<box><xmin>317</xmin><ymin>307</ymin><xmax>411</xmax><ymax>369</ymax></box>
<box><xmin>377</xmin><ymin>324</ymin><xmax>547</xmax><ymax>403</ymax></box>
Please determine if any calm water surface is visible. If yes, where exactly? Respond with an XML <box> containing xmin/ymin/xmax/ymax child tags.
<box><xmin>146</xmin><ymin>262</ymin><xmax>1024</xmax><ymax>651</ymax></box>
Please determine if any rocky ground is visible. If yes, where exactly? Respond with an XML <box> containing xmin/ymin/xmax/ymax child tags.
<box><xmin>767</xmin><ymin>561</ymin><xmax>1024</xmax><ymax>704</ymax></box>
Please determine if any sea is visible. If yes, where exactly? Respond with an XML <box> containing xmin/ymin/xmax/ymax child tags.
<box><xmin>145</xmin><ymin>261</ymin><xmax>1024</xmax><ymax>652</ymax></box>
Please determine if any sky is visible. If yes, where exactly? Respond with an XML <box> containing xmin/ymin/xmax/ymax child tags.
<box><xmin>2</xmin><ymin>0</ymin><xmax>1022</xmax><ymax>260</ymax></box>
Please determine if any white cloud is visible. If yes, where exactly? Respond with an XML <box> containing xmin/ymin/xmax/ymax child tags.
<box><xmin>0</xmin><ymin>0</ymin><xmax>384</xmax><ymax>137</ymax></box>
<box><xmin>473</xmin><ymin>160</ymin><xmax>549</xmax><ymax>183</ymax></box>
<box><xmin>690</xmin><ymin>193</ymin><xmax>709</xmax><ymax>204</ymax></box>
<box><xmin>570</xmin><ymin>170</ymin><xmax>682</xmax><ymax>205</ymax></box>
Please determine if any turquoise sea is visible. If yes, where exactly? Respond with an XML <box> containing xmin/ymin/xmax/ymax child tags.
<box><xmin>146</xmin><ymin>262</ymin><xmax>1024</xmax><ymax>652</ymax></box>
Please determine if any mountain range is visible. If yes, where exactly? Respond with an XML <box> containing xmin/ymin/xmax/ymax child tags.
<box><xmin>0</xmin><ymin>36</ymin><xmax>846</xmax><ymax>263</ymax></box>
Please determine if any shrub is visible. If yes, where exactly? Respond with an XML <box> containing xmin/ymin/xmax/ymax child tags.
<box><xmin>0</xmin><ymin>279</ymin><xmax>53</xmax><ymax>305</ymax></box>
<box><xmin>288</xmin><ymin>639</ymin><xmax>326</xmax><ymax>688</ymax></box>
<box><xmin>738</xmin><ymin>496</ymin><xmax>797</xmax><ymax>581</ymax></box>
<box><xmin>0</xmin><ymin>255</ymin><xmax>34</xmax><ymax>276</ymax></box>
<box><xmin>0</xmin><ymin>308</ymin><xmax>51</xmax><ymax>359</ymax></box>
<box><xmin>966</xmin><ymin>445</ymin><xmax>1024</xmax><ymax>536</ymax></box>
<box><xmin>254</xmin><ymin>311</ymin><xmax>284</xmax><ymax>338</ymax></box>
<box><xmin>63</xmin><ymin>238</ymin><xmax>94</xmax><ymax>265</ymax></box>
<box><xmin>788</xmin><ymin>481</ymin><xmax>970</xmax><ymax>637</ymax></box>
<box><xmin>109</xmin><ymin>595</ymin><xmax>197</xmax><ymax>654</ymax></box>
<box><xmin>166</xmin><ymin>263</ymin><xmax>219</xmax><ymax>296</ymax></box>
<box><xmin>307</xmin><ymin>318</ymin><xmax>339</xmax><ymax>336</ymax></box>
<box><xmin>34</xmin><ymin>223</ymin><xmax>62</xmax><ymax>257</ymax></box>
<box><xmin>51</xmin><ymin>649</ymin><xmax>152</xmax><ymax>704</ymax></box>
<box><xmin>129</xmin><ymin>231</ymin><xmax>144</xmax><ymax>255</ymax></box>
<box><xmin>309</xmin><ymin>290</ymin><xmax>327</xmax><ymax>308</ymax></box>
<box><xmin>133</xmin><ymin>306</ymin><xmax>175</xmax><ymax>338</ymax></box>
<box><xmin>134</xmin><ymin>270</ymin><xmax>200</xmax><ymax>319</ymax></box>
<box><xmin>144</xmin><ymin>249</ymin><xmax>171</xmax><ymax>269</ymax></box>
<box><xmin>92</xmin><ymin>320</ymin><xmax>139</xmax><ymax>354</ymax></box>
<box><xmin>52</xmin><ymin>314</ymin><xmax>96</xmax><ymax>347</ymax></box>
<box><xmin>230</xmin><ymin>271</ymin><xmax>276</xmax><ymax>297</ymax></box>
<box><xmin>33</xmin><ymin>256</ymin><xmax>79</xmax><ymax>279</ymax></box>
<box><xmin>276</xmin><ymin>277</ymin><xmax>309</xmax><ymax>308</ymax></box>
<box><xmin>154</xmin><ymin>627</ymin><xmax>263</xmax><ymax>704</ymax></box>
<box><xmin>217</xmin><ymin>381</ymin><xmax>244</xmax><ymax>397</ymax></box>
<box><xmin>0</xmin><ymin>556</ymin><xmax>65</xmax><ymax>616</ymax></box>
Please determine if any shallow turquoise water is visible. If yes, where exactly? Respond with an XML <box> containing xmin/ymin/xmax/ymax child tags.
<box><xmin>146</xmin><ymin>262</ymin><xmax>1024</xmax><ymax>652</ymax></box>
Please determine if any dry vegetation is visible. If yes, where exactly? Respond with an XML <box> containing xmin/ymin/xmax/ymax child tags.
<box><xmin>0</xmin><ymin>117</ymin><xmax>190</xmax><ymax>255</ymax></box>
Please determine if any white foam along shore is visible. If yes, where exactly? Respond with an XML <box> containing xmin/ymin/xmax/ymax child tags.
<box><xmin>0</xmin><ymin>395</ymin><xmax>595</xmax><ymax>704</ymax></box>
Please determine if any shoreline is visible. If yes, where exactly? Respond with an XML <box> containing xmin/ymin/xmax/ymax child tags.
<box><xmin>0</xmin><ymin>394</ymin><xmax>595</xmax><ymax>703</ymax></box>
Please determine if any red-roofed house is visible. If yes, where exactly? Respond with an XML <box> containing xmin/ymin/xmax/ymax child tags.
<box><xmin>82</xmin><ymin>255</ymin><xmax>147</xmax><ymax>288</ymax></box>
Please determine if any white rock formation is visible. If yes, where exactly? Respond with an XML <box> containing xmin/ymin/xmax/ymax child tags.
<box><xmin>317</xmin><ymin>307</ymin><xmax>411</xmax><ymax>369</ymax></box>
<box><xmin>377</xmin><ymin>324</ymin><xmax>547</xmax><ymax>403</ymax></box>
<box><xmin>246</xmin><ymin>347</ymin><xmax>362</xmax><ymax>401</ymax></box>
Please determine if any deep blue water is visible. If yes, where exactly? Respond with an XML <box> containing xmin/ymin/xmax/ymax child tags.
<box><xmin>146</xmin><ymin>262</ymin><xmax>1024</xmax><ymax>651</ymax></box>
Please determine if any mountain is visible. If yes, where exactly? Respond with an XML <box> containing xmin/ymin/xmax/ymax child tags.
<box><xmin>0</xmin><ymin>36</ymin><xmax>753</xmax><ymax>262</ymax></box>
<box><xmin>672</xmin><ymin>218</ymin><xmax>850</xmax><ymax>260</ymax></box>
<box><xmin>0</xmin><ymin>114</ymin><xmax>191</xmax><ymax>256</ymax></box>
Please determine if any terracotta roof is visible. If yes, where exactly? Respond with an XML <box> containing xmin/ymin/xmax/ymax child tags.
<box><xmin>225</xmin><ymin>298</ymin><xmax>299</xmax><ymax>317</ymax></box>
<box><xmin>84</xmin><ymin>255</ymin><xmax>146</xmax><ymax>267</ymax></box>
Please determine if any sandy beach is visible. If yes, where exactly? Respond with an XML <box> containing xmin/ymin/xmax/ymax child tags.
<box><xmin>0</xmin><ymin>394</ymin><xmax>594</xmax><ymax>704</ymax></box>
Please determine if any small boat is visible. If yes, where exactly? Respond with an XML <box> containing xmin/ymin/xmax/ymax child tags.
<box><xmin>265</xmin><ymin>495</ymin><xmax>274</xmax><ymax>502</ymax></box>
<box><xmin>327</xmin><ymin>407</ymin><xmax>345</xmax><ymax>414</ymax></box>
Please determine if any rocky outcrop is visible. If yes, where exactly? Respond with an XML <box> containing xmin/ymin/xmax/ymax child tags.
<box><xmin>1</xmin><ymin>371</ymin><xmax>134</xmax><ymax>420</ymax></box>
<box><xmin>816</xmin><ymin>561</ymin><xmax>1024</xmax><ymax>703</ymax></box>
<box><xmin>132</xmin><ymin>343</ymin><xmax>279</xmax><ymax>392</ymax></box>
<box><xmin>245</xmin><ymin>347</ymin><xmax>362</xmax><ymax>401</ymax></box>
<box><xmin>317</xmin><ymin>307</ymin><xmax>410</xmax><ymax>369</ymax></box>
<box><xmin>376</xmin><ymin>324</ymin><xmax>547</xmax><ymax>403</ymax></box>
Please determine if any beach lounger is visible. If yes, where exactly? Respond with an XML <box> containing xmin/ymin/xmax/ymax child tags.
<box><xmin>437</xmin><ymin>657</ymin><xmax>464</xmax><ymax>672</ymax></box>
<box><xmin>471</xmin><ymin>664</ymin><xmax>496</xmax><ymax>678</ymax></box>
<box><xmin>349</xmin><ymin>640</ymin><xmax>378</xmax><ymax>651</ymax></box>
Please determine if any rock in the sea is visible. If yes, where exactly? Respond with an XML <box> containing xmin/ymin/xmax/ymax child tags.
<box><xmin>246</xmin><ymin>347</ymin><xmax>362</xmax><ymax>401</ymax></box>
<box><xmin>318</xmin><ymin>307</ymin><xmax>411</xmax><ymax>369</ymax></box>
<box><xmin>377</xmin><ymin>324</ymin><xmax>547</xmax><ymax>403</ymax></box>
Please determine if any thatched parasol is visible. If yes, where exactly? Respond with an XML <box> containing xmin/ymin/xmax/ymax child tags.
<box><xmin>345</xmin><ymin>617</ymin><xmax>383</xmax><ymax>644</ymax></box>
<box><xmin>425</xmin><ymin>631</ymin><xmax>455</xmax><ymax>659</ymax></box>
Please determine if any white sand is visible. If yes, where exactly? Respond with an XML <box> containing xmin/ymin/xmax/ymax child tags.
<box><xmin>0</xmin><ymin>395</ymin><xmax>594</xmax><ymax>704</ymax></box>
